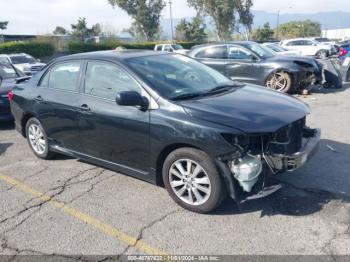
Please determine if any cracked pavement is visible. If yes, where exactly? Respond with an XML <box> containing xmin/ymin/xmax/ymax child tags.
<box><xmin>0</xmin><ymin>84</ymin><xmax>349</xmax><ymax>256</ymax></box>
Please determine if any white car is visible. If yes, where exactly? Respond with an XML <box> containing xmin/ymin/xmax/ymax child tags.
<box><xmin>280</xmin><ymin>39</ymin><xmax>336</xmax><ymax>58</ymax></box>
<box><xmin>0</xmin><ymin>53</ymin><xmax>46</xmax><ymax>76</ymax></box>
<box><xmin>262</xmin><ymin>43</ymin><xmax>302</xmax><ymax>56</ymax></box>
<box><xmin>154</xmin><ymin>44</ymin><xmax>189</xmax><ymax>55</ymax></box>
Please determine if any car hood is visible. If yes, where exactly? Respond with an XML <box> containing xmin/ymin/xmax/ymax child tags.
<box><xmin>179</xmin><ymin>85</ymin><xmax>310</xmax><ymax>134</ymax></box>
<box><xmin>267</xmin><ymin>54</ymin><xmax>316</xmax><ymax>64</ymax></box>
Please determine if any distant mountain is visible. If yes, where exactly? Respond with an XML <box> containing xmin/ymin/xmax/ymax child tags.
<box><xmin>252</xmin><ymin>10</ymin><xmax>350</xmax><ymax>29</ymax></box>
<box><xmin>160</xmin><ymin>11</ymin><xmax>350</xmax><ymax>38</ymax></box>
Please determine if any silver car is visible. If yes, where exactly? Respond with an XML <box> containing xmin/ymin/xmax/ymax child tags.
<box><xmin>0</xmin><ymin>53</ymin><xmax>46</xmax><ymax>76</ymax></box>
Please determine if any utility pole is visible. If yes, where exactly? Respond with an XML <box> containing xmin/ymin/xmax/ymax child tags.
<box><xmin>276</xmin><ymin>10</ymin><xmax>280</xmax><ymax>40</ymax></box>
<box><xmin>169</xmin><ymin>0</ymin><xmax>174</xmax><ymax>43</ymax></box>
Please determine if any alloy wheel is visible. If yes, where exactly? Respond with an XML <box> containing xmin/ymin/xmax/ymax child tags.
<box><xmin>28</xmin><ymin>123</ymin><xmax>46</xmax><ymax>155</ymax></box>
<box><xmin>169</xmin><ymin>159</ymin><xmax>211</xmax><ymax>206</ymax></box>
<box><xmin>266</xmin><ymin>73</ymin><xmax>289</xmax><ymax>91</ymax></box>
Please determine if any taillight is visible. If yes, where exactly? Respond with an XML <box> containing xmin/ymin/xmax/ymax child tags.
<box><xmin>340</xmin><ymin>48</ymin><xmax>348</xmax><ymax>56</ymax></box>
<box><xmin>8</xmin><ymin>91</ymin><xmax>14</xmax><ymax>101</ymax></box>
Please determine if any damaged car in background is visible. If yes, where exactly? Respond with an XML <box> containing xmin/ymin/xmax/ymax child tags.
<box><xmin>188</xmin><ymin>41</ymin><xmax>323</xmax><ymax>93</ymax></box>
<box><xmin>10</xmin><ymin>51</ymin><xmax>320</xmax><ymax>213</ymax></box>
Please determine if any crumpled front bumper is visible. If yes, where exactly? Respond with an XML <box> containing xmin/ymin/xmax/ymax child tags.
<box><xmin>217</xmin><ymin>128</ymin><xmax>321</xmax><ymax>203</ymax></box>
<box><xmin>267</xmin><ymin>128</ymin><xmax>321</xmax><ymax>172</ymax></box>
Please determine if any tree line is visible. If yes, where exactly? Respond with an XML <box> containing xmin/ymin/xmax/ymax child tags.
<box><xmin>2</xmin><ymin>0</ymin><xmax>323</xmax><ymax>43</ymax></box>
<box><xmin>251</xmin><ymin>20</ymin><xmax>322</xmax><ymax>42</ymax></box>
<box><xmin>53</xmin><ymin>0</ymin><xmax>255</xmax><ymax>42</ymax></box>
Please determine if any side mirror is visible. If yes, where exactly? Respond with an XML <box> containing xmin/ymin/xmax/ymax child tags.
<box><xmin>116</xmin><ymin>91</ymin><xmax>149</xmax><ymax>111</ymax></box>
<box><xmin>251</xmin><ymin>55</ymin><xmax>258</xmax><ymax>62</ymax></box>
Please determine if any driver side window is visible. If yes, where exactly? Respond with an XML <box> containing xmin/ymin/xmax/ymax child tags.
<box><xmin>84</xmin><ymin>61</ymin><xmax>140</xmax><ymax>100</ymax></box>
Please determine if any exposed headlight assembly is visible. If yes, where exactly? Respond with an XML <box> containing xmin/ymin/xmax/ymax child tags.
<box><xmin>229</xmin><ymin>154</ymin><xmax>262</xmax><ymax>193</ymax></box>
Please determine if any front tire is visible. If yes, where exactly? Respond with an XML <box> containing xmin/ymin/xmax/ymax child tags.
<box><xmin>25</xmin><ymin>117</ymin><xmax>53</xmax><ymax>159</ymax></box>
<box><xmin>162</xmin><ymin>148</ymin><xmax>226</xmax><ymax>213</ymax></box>
<box><xmin>266</xmin><ymin>72</ymin><xmax>292</xmax><ymax>93</ymax></box>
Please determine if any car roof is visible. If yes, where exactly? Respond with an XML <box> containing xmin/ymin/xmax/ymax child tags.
<box><xmin>190</xmin><ymin>41</ymin><xmax>256</xmax><ymax>50</ymax></box>
<box><xmin>52</xmin><ymin>50</ymin><xmax>164</xmax><ymax>63</ymax></box>
<box><xmin>282</xmin><ymin>38</ymin><xmax>313</xmax><ymax>42</ymax></box>
<box><xmin>0</xmin><ymin>53</ymin><xmax>29</xmax><ymax>57</ymax></box>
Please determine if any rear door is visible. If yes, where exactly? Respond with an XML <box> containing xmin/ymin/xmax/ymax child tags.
<box><xmin>301</xmin><ymin>40</ymin><xmax>318</xmax><ymax>56</ymax></box>
<box><xmin>78</xmin><ymin>60</ymin><xmax>150</xmax><ymax>174</ymax></box>
<box><xmin>285</xmin><ymin>40</ymin><xmax>303</xmax><ymax>53</ymax></box>
<box><xmin>193</xmin><ymin>45</ymin><xmax>228</xmax><ymax>75</ymax></box>
<box><xmin>34</xmin><ymin>61</ymin><xmax>82</xmax><ymax>150</ymax></box>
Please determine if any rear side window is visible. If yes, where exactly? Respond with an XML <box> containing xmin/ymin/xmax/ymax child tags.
<box><xmin>84</xmin><ymin>61</ymin><xmax>140</xmax><ymax>100</ymax></box>
<box><xmin>195</xmin><ymin>46</ymin><xmax>227</xmax><ymax>59</ymax></box>
<box><xmin>164</xmin><ymin>45</ymin><xmax>172</xmax><ymax>52</ymax></box>
<box><xmin>156</xmin><ymin>45</ymin><xmax>162</xmax><ymax>51</ymax></box>
<box><xmin>39</xmin><ymin>72</ymin><xmax>50</xmax><ymax>87</ymax></box>
<box><xmin>49</xmin><ymin>62</ymin><xmax>81</xmax><ymax>91</ymax></box>
<box><xmin>228</xmin><ymin>46</ymin><xmax>252</xmax><ymax>60</ymax></box>
<box><xmin>303</xmin><ymin>40</ymin><xmax>313</xmax><ymax>46</ymax></box>
<box><xmin>286</xmin><ymin>41</ymin><xmax>299</xmax><ymax>46</ymax></box>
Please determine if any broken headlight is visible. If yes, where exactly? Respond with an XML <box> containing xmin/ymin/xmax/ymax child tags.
<box><xmin>229</xmin><ymin>154</ymin><xmax>262</xmax><ymax>193</ymax></box>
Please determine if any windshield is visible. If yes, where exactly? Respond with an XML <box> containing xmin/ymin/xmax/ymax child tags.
<box><xmin>126</xmin><ymin>54</ymin><xmax>235</xmax><ymax>100</ymax></box>
<box><xmin>267</xmin><ymin>44</ymin><xmax>287</xmax><ymax>52</ymax></box>
<box><xmin>244</xmin><ymin>42</ymin><xmax>275</xmax><ymax>59</ymax></box>
<box><xmin>10</xmin><ymin>54</ymin><xmax>37</xmax><ymax>64</ymax></box>
<box><xmin>0</xmin><ymin>63</ymin><xmax>19</xmax><ymax>79</ymax></box>
<box><xmin>172</xmin><ymin>44</ymin><xmax>184</xmax><ymax>50</ymax></box>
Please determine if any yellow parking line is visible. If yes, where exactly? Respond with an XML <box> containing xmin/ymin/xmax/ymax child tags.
<box><xmin>0</xmin><ymin>172</ymin><xmax>167</xmax><ymax>256</ymax></box>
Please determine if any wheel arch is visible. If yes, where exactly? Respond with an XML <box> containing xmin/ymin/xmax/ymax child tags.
<box><xmin>21</xmin><ymin>112</ymin><xmax>36</xmax><ymax>137</ymax></box>
<box><xmin>155</xmin><ymin>143</ymin><xmax>202</xmax><ymax>187</ymax></box>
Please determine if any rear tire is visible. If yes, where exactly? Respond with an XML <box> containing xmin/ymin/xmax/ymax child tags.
<box><xmin>162</xmin><ymin>148</ymin><xmax>226</xmax><ymax>213</ymax></box>
<box><xmin>25</xmin><ymin>117</ymin><xmax>53</xmax><ymax>159</ymax></box>
<box><xmin>316</xmin><ymin>50</ymin><xmax>329</xmax><ymax>59</ymax></box>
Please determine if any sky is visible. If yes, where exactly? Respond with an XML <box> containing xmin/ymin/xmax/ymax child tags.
<box><xmin>1</xmin><ymin>0</ymin><xmax>350</xmax><ymax>35</ymax></box>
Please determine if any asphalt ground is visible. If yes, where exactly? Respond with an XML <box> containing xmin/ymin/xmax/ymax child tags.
<box><xmin>0</xmin><ymin>84</ymin><xmax>349</xmax><ymax>259</ymax></box>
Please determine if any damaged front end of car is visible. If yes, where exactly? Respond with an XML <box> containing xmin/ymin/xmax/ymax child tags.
<box><xmin>217</xmin><ymin>117</ymin><xmax>321</xmax><ymax>203</ymax></box>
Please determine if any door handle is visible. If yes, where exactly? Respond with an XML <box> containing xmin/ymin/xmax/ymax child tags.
<box><xmin>79</xmin><ymin>104</ymin><xmax>91</xmax><ymax>112</ymax></box>
<box><xmin>34</xmin><ymin>96</ymin><xmax>43</xmax><ymax>102</ymax></box>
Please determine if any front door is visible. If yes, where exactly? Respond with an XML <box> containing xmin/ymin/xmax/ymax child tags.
<box><xmin>225</xmin><ymin>45</ymin><xmax>261</xmax><ymax>83</ymax></box>
<box><xmin>78</xmin><ymin>61</ymin><xmax>150</xmax><ymax>174</ymax></box>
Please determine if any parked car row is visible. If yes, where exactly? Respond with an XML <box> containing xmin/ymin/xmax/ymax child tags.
<box><xmin>280</xmin><ymin>38</ymin><xmax>337</xmax><ymax>58</ymax></box>
<box><xmin>187</xmin><ymin>41</ymin><xmax>323</xmax><ymax>93</ymax></box>
<box><xmin>0</xmin><ymin>53</ymin><xmax>46</xmax><ymax>76</ymax></box>
<box><xmin>0</xmin><ymin>53</ymin><xmax>45</xmax><ymax>121</ymax></box>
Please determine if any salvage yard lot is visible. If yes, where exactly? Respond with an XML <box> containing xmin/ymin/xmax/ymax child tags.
<box><xmin>0</xmin><ymin>85</ymin><xmax>350</xmax><ymax>256</ymax></box>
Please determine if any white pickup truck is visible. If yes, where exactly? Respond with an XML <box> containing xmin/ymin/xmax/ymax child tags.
<box><xmin>154</xmin><ymin>44</ymin><xmax>189</xmax><ymax>55</ymax></box>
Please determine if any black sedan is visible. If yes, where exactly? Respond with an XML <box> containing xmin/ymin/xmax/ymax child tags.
<box><xmin>10</xmin><ymin>51</ymin><xmax>320</xmax><ymax>213</ymax></box>
<box><xmin>188</xmin><ymin>41</ymin><xmax>323</xmax><ymax>93</ymax></box>
<box><xmin>0</xmin><ymin>60</ymin><xmax>27</xmax><ymax>121</ymax></box>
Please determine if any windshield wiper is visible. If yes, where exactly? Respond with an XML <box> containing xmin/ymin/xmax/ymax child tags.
<box><xmin>170</xmin><ymin>93</ymin><xmax>203</xmax><ymax>101</ymax></box>
<box><xmin>207</xmin><ymin>83</ymin><xmax>244</xmax><ymax>94</ymax></box>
